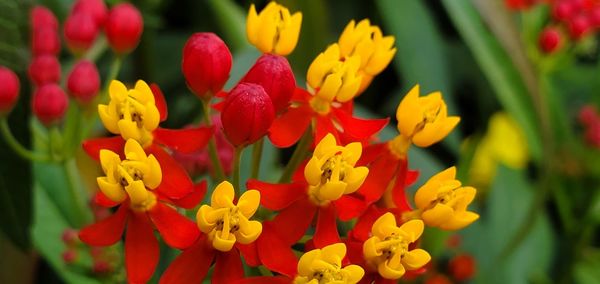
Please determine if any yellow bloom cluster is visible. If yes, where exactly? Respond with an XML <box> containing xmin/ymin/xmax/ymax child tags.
<box><xmin>295</xmin><ymin>243</ymin><xmax>364</xmax><ymax>284</ymax></box>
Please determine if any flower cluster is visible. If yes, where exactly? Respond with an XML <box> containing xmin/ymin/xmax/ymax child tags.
<box><xmin>38</xmin><ymin>1</ymin><xmax>480</xmax><ymax>283</ymax></box>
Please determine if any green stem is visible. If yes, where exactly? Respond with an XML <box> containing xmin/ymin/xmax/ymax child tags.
<box><xmin>0</xmin><ymin>118</ymin><xmax>50</xmax><ymax>162</ymax></box>
<box><xmin>201</xmin><ymin>100</ymin><xmax>227</xmax><ymax>181</ymax></box>
<box><xmin>250</xmin><ymin>137</ymin><xmax>264</xmax><ymax>179</ymax></box>
<box><xmin>99</xmin><ymin>56</ymin><xmax>123</xmax><ymax>104</ymax></box>
<box><xmin>232</xmin><ymin>146</ymin><xmax>243</xmax><ymax>197</ymax></box>
<box><xmin>62</xmin><ymin>158</ymin><xmax>92</xmax><ymax>227</ymax></box>
<box><xmin>279</xmin><ymin>127</ymin><xmax>312</xmax><ymax>183</ymax></box>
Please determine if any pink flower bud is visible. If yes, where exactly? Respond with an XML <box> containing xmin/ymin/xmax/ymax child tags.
<box><xmin>72</xmin><ymin>0</ymin><xmax>108</xmax><ymax>28</ymax></box>
<box><xmin>539</xmin><ymin>27</ymin><xmax>562</xmax><ymax>53</ymax></box>
<box><xmin>31</xmin><ymin>6</ymin><xmax>58</xmax><ymax>31</ymax></box>
<box><xmin>105</xmin><ymin>3</ymin><xmax>143</xmax><ymax>54</ymax></box>
<box><xmin>62</xmin><ymin>250</ymin><xmax>77</xmax><ymax>264</ymax></box>
<box><xmin>221</xmin><ymin>83</ymin><xmax>275</xmax><ymax>147</ymax></box>
<box><xmin>552</xmin><ymin>1</ymin><xmax>576</xmax><ymax>22</ymax></box>
<box><xmin>568</xmin><ymin>14</ymin><xmax>591</xmax><ymax>40</ymax></box>
<box><xmin>241</xmin><ymin>54</ymin><xmax>296</xmax><ymax>114</ymax></box>
<box><xmin>31</xmin><ymin>27</ymin><xmax>60</xmax><ymax>56</ymax></box>
<box><xmin>182</xmin><ymin>33</ymin><xmax>232</xmax><ymax>99</ymax></box>
<box><xmin>28</xmin><ymin>55</ymin><xmax>61</xmax><ymax>86</ymax></box>
<box><xmin>32</xmin><ymin>84</ymin><xmax>69</xmax><ymax>126</ymax></box>
<box><xmin>64</xmin><ymin>13</ymin><xmax>99</xmax><ymax>54</ymax></box>
<box><xmin>61</xmin><ymin>228</ymin><xmax>79</xmax><ymax>245</ymax></box>
<box><xmin>0</xmin><ymin>67</ymin><xmax>20</xmax><ymax>114</ymax></box>
<box><xmin>579</xmin><ymin>105</ymin><xmax>598</xmax><ymax>126</ymax></box>
<box><xmin>67</xmin><ymin>60</ymin><xmax>100</xmax><ymax>103</ymax></box>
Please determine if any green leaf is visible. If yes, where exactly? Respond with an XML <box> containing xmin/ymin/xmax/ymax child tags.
<box><xmin>441</xmin><ymin>0</ymin><xmax>542</xmax><ymax>162</ymax></box>
<box><xmin>574</xmin><ymin>252</ymin><xmax>600</xmax><ymax>284</ymax></box>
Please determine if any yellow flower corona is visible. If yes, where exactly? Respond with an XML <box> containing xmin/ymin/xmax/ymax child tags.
<box><xmin>396</xmin><ymin>84</ymin><xmax>460</xmax><ymax>148</ymax></box>
<box><xmin>97</xmin><ymin>139</ymin><xmax>162</xmax><ymax>211</ymax></box>
<box><xmin>294</xmin><ymin>243</ymin><xmax>365</xmax><ymax>284</ymax></box>
<box><xmin>338</xmin><ymin>19</ymin><xmax>396</xmax><ymax>93</ymax></box>
<box><xmin>98</xmin><ymin>80</ymin><xmax>160</xmax><ymax>148</ymax></box>
<box><xmin>197</xmin><ymin>181</ymin><xmax>262</xmax><ymax>252</ymax></box>
<box><xmin>363</xmin><ymin>213</ymin><xmax>431</xmax><ymax>280</ymax></box>
<box><xmin>246</xmin><ymin>2</ymin><xmax>302</xmax><ymax>56</ymax></box>
<box><xmin>304</xmin><ymin>134</ymin><xmax>368</xmax><ymax>206</ymax></box>
<box><xmin>307</xmin><ymin>44</ymin><xmax>362</xmax><ymax>108</ymax></box>
<box><xmin>414</xmin><ymin>167</ymin><xmax>479</xmax><ymax>230</ymax></box>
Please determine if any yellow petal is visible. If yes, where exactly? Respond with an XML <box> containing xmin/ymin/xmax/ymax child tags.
<box><xmin>314</xmin><ymin>133</ymin><xmax>336</xmax><ymax>157</ymax></box>
<box><xmin>371</xmin><ymin>212</ymin><xmax>397</xmax><ymax>238</ymax></box>
<box><xmin>274</xmin><ymin>12</ymin><xmax>302</xmax><ymax>56</ymax></box>
<box><xmin>118</xmin><ymin>120</ymin><xmax>142</xmax><ymax>142</ymax></box>
<box><xmin>320</xmin><ymin>243</ymin><xmax>346</xmax><ymax>266</ymax></box>
<box><xmin>99</xmin><ymin>149</ymin><xmax>122</xmax><ymax>174</ymax></box>
<box><xmin>109</xmin><ymin>80</ymin><xmax>127</xmax><ymax>101</ymax></box>
<box><xmin>401</xmin><ymin>249</ymin><xmax>431</xmax><ymax>270</ymax></box>
<box><xmin>378</xmin><ymin>253</ymin><xmax>405</xmax><ymax>279</ymax></box>
<box><xmin>421</xmin><ymin>203</ymin><xmax>454</xmax><ymax>227</ymax></box>
<box><xmin>412</xmin><ymin>116</ymin><xmax>460</xmax><ymax>147</ymax></box>
<box><xmin>98</xmin><ymin>104</ymin><xmax>120</xmax><ymax>134</ymax></box>
<box><xmin>144</xmin><ymin>103</ymin><xmax>160</xmax><ymax>132</ymax></box>
<box><xmin>414</xmin><ymin>182</ymin><xmax>440</xmax><ymax>210</ymax></box>
<box><xmin>431</xmin><ymin>166</ymin><xmax>457</xmax><ymax>181</ymax></box>
<box><xmin>144</xmin><ymin>154</ymin><xmax>162</xmax><ymax>189</ymax></box>
<box><xmin>396</xmin><ymin>85</ymin><xmax>422</xmax><ymax>137</ymax></box>
<box><xmin>304</xmin><ymin>157</ymin><xmax>323</xmax><ymax>186</ymax></box>
<box><xmin>213</xmin><ymin>231</ymin><xmax>236</xmax><ymax>252</ymax></box>
<box><xmin>246</xmin><ymin>4</ymin><xmax>259</xmax><ymax>45</ymax></box>
<box><xmin>124</xmin><ymin>139</ymin><xmax>146</xmax><ymax>160</ymax></box>
<box><xmin>344</xmin><ymin>166</ymin><xmax>368</xmax><ymax>194</ymax></box>
<box><xmin>365</xmin><ymin>46</ymin><xmax>396</xmax><ymax>75</ymax></box>
<box><xmin>238</xmin><ymin>190</ymin><xmax>260</xmax><ymax>217</ymax></box>
<box><xmin>298</xmin><ymin>249</ymin><xmax>321</xmax><ymax>276</ymax></box>
<box><xmin>362</xmin><ymin>236</ymin><xmax>382</xmax><ymax>260</ymax></box>
<box><xmin>236</xmin><ymin>219</ymin><xmax>262</xmax><ymax>244</ymax></box>
<box><xmin>196</xmin><ymin>205</ymin><xmax>217</xmax><ymax>233</ymax></box>
<box><xmin>318</xmin><ymin>181</ymin><xmax>346</xmax><ymax>202</ymax></box>
<box><xmin>257</xmin><ymin>12</ymin><xmax>276</xmax><ymax>53</ymax></box>
<box><xmin>343</xmin><ymin>265</ymin><xmax>365</xmax><ymax>283</ymax></box>
<box><xmin>343</xmin><ymin>142</ymin><xmax>362</xmax><ymax>165</ymax></box>
<box><xmin>454</xmin><ymin>186</ymin><xmax>477</xmax><ymax>210</ymax></box>
<box><xmin>398</xmin><ymin>219</ymin><xmax>424</xmax><ymax>242</ymax></box>
<box><xmin>125</xmin><ymin>180</ymin><xmax>149</xmax><ymax>206</ymax></box>
<box><xmin>212</xmin><ymin>181</ymin><xmax>235</xmax><ymax>208</ymax></box>
<box><xmin>439</xmin><ymin>211</ymin><xmax>479</xmax><ymax>230</ymax></box>
<box><xmin>97</xmin><ymin>177</ymin><xmax>126</xmax><ymax>203</ymax></box>
<box><xmin>335</xmin><ymin>74</ymin><xmax>361</xmax><ymax>103</ymax></box>
<box><xmin>317</xmin><ymin>73</ymin><xmax>342</xmax><ymax>102</ymax></box>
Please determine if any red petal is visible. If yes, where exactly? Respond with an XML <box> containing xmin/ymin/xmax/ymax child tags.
<box><xmin>235</xmin><ymin>276</ymin><xmax>290</xmax><ymax>284</ymax></box>
<box><xmin>358</xmin><ymin>154</ymin><xmax>399</xmax><ymax>204</ymax></box>
<box><xmin>213</xmin><ymin>250</ymin><xmax>244</xmax><ymax>284</ymax></box>
<box><xmin>392</xmin><ymin>159</ymin><xmax>413</xmax><ymax>211</ymax></box>
<box><xmin>268</xmin><ymin>105</ymin><xmax>312</xmax><ymax>148</ymax></box>
<box><xmin>257</xmin><ymin>223</ymin><xmax>298</xmax><ymax>277</ymax></box>
<box><xmin>79</xmin><ymin>204</ymin><xmax>128</xmax><ymax>246</ymax></box>
<box><xmin>93</xmin><ymin>191</ymin><xmax>120</xmax><ymax>208</ymax></box>
<box><xmin>291</xmin><ymin>87</ymin><xmax>311</xmax><ymax>102</ymax></box>
<box><xmin>313</xmin><ymin>206</ymin><xmax>340</xmax><ymax>249</ymax></box>
<box><xmin>149</xmin><ymin>203</ymin><xmax>199</xmax><ymax>249</ymax></box>
<box><xmin>160</xmin><ymin>236</ymin><xmax>215</xmax><ymax>284</ymax></box>
<box><xmin>150</xmin><ymin>83</ymin><xmax>168</xmax><ymax>122</ymax></box>
<box><xmin>154</xmin><ymin>126</ymin><xmax>213</xmax><ymax>154</ymax></box>
<box><xmin>375</xmin><ymin>277</ymin><xmax>397</xmax><ymax>284</ymax></box>
<box><xmin>212</xmin><ymin>100</ymin><xmax>225</xmax><ymax>112</ymax></box>
<box><xmin>345</xmin><ymin>239</ymin><xmax>366</xmax><ymax>266</ymax></box>
<box><xmin>406</xmin><ymin>169</ymin><xmax>419</xmax><ymax>186</ymax></box>
<box><xmin>269</xmin><ymin>198</ymin><xmax>316</xmax><ymax>245</ymax></box>
<box><xmin>170</xmin><ymin>180</ymin><xmax>207</xmax><ymax>209</ymax></box>
<box><xmin>333</xmin><ymin>108</ymin><xmax>389</xmax><ymax>140</ymax></box>
<box><xmin>247</xmin><ymin>179</ymin><xmax>306</xmax><ymax>210</ymax></box>
<box><xmin>357</xmin><ymin>143</ymin><xmax>387</xmax><ymax>166</ymax></box>
<box><xmin>148</xmin><ymin>145</ymin><xmax>193</xmax><ymax>199</ymax></box>
<box><xmin>348</xmin><ymin>205</ymin><xmax>386</xmax><ymax>242</ymax></box>
<box><xmin>314</xmin><ymin>114</ymin><xmax>340</xmax><ymax>146</ymax></box>
<box><xmin>334</xmin><ymin>195</ymin><xmax>367</xmax><ymax>221</ymax></box>
<box><xmin>125</xmin><ymin>212</ymin><xmax>159</xmax><ymax>283</ymax></box>
<box><xmin>236</xmin><ymin>242</ymin><xmax>260</xmax><ymax>267</ymax></box>
<box><xmin>82</xmin><ymin>136</ymin><xmax>125</xmax><ymax>160</ymax></box>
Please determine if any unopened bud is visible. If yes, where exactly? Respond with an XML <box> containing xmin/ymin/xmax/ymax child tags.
<box><xmin>182</xmin><ymin>33</ymin><xmax>232</xmax><ymax>99</ymax></box>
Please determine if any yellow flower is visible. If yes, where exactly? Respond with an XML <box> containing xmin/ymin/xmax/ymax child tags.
<box><xmin>98</xmin><ymin>80</ymin><xmax>160</xmax><ymax>148</ymax></box>
<box><xmin>97</xmin><ymin>139</ymin><xmax>162</xmax><ymax>211</ymax></box>
<box><xmin>197</xmin><ymin>181</ymin><xmax>262</xmax><ymax>252</ymax></box>
<box><xmin>338</xmin><ymin>19</ymin><xmax>396</xmax><ymax>93</ymax></box>
<box><xmin>307</xmin><ymin>44</ymin><xmax>362</xmax><ymax>109</ymax></box>
<box><xmin>363</xmin><ymin>213</ymin><xmax>430</xmax><ymax>280</ymax></box>
<box><xmin>396</xmin><ymin>84</ymin><xmax>460</xmax><ymax>147</ymax></box>
<box><xmin>304</xmin><ymin>133</ymin><xmax>368</xmax><ymax>206</ymax></box>
<box><xmin>414</xmin><ymin>167</ymin><xmax>479</xmax><ymax>230</ymax></box>
<box><xmin>294</xmin><ymin>243</ymin><xmax>364</xmax><ymax>284</ymax></box>
<box><xmin>246</xmin><ymin>2</ymin><xmax>302</xmax><ymax>56</ymax></box>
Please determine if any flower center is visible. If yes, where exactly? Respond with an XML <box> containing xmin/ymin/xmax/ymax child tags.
<box><xmin>309</xmin><ymin>96</ymin><xmax>331</xmax><ymax>115</ymax></box>
<box><xmin>129</xmin><ymin>191</ymin><xmax>157</xmax><ymax>212</ymax></box>
<box><xmin>307</xmin><ymin>263</ymin><xmax>348</xmax><ymax>283</ymax></box>
<box><xmin>412</xmin><ymin>103</ymin><xmax>441</xmax><ymax>136</ymax></box>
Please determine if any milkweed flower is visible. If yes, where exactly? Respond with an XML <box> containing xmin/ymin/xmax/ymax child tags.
<box><xmin>246</xmin><ymin>2</ymin><xmax>302</xmax><ymax>56</ymax></box>
<box><xmin>160</xmin><ymin>181</ymin><xmax>262</xmax><ymax>284</ymax></box>
<box><xmin>295</xmin><ymin>243</ymin><xmax>364</xmax><ymax>284</ymax></box>
<box><xmin>414</xmin><ymin>167</ymin><xmax>479</xmax><ymax>230</ymax></box>
<box><xmin>79</xmin><ymin>139</ymin><xmax>203</xmax><ymax>283</ymax></box>
<box><xmin>0</xmin><ymin>66</ymin><xmax>20</xmax><ymax>115</ymax></box>
<box><xmin>241</xmin><ymin>54</ymin><xmax>296</xmax><ymax>114</ymax></box>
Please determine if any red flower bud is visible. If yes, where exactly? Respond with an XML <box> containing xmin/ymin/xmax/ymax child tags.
<box><xmin>0</xmin><ymin>67</ymin><xmax>20</xmax><ymax>114</ymax></box>
<box><xmin>539</xmin><ymin>27</ymin><xmax>562</xmax><ymax>53</ymax></box>
<box><xmin>552</xmin><ymin>1</ymin><xmax>576</xmax><ymax>22</ymax></box>
<box><xmin>182</xmin><ymin>32</ymin><xmax>232</xmax><ymax>99</ymax></box>
<box><xmin>221</xmin><ymin>83</ymin><xmax>275</xmax><ymax>147</ymax></box>
<box><xmin>31</xmin><ymin>27</ymin><xmax>60</xmax><ymax>56</ymax></box>
<box><xmin>424</xmin><ymin>275</ymin><xmax>452</xmax><ymax>284</ymax></box>
<box><xmin>448</xmin><ymin>254</ymin><xmax>476</xmax><ymax>281</ymax></box>
<box><xmin>31</xmin><ymin>6</ymin><xmax>58</xmax><ymax>31</ymax></box>
<box><xmin>67</xmin><ymin>60</ymin><xmax>100</xmax><ymax>103</ymax></box>
<box><xmin>61</xmin><ymin>228</ymin><xmax>79</xmax><ymax>245</ymax></box>
<box><xmin>579</xmin><ymin>105</ymin><xmax>598</xmax><ymax>125</ymax></box>
<box><xmin>72</xmin><ymin>0</ymin><xmax>108</xmax><ymax>28</ymax></box>
<box><xmin>568</xmin><ymin>14</ymin><xmax>591</xmax><ymax>40</ymax></box>
<box><xmin>241</xmin><ymin>54</ymin><xmax>295</xmax><ymax>114</ymax></box>
<box><xmin>104</xmin><ymin>3</ymin><xmax>143</xmax><ymax>54</ymax></box>
<box><xmin>32</xmin><ymin>84</ymin><xmax>69</xmax><ymax>126</ymax></box>
<box><xmin>28</xmin><ymin>55</ymin><xmax>61</xmax><ymax>86</ymax></box>
<box><xmin>62</xmin><ymin>249</ymin><xmax>77</xmax><ymax>264</ymax></box>
<box><xmin>93</xmin><ymin>260</ymin><xmax>112</xmax><ymax>274</ymax></box>
<box><xmin>64</xmin><ymin>13</ymin><xmax>99</xmax><ymax>53</ymax></box>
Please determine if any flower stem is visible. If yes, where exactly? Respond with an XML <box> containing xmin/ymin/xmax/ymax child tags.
<box><xmin>201</xmin><ymin>100</ymin><xmax>226</xmax><ymax>181</ymax></box>
<box><xmin>232</xmin><ymin>146</ymin><xmax>243</xmax><ymax>196</ymax></box>
<box><xmin>99</xmin><ymin>56</ymin><xmax>123</xmax><ymax>104</ymax></box>
<box><xmin>62</xmin><ymin>158</ymin><xmax>92</xmax><ymax>227</ymax></box>
<box><xmin>279</xmin><ymin>126</ymin><xmax>312</xmax><ymax>183</ymax></box>
<box><xmin>0</xmin><ymin>118</ymin><xmax>51</xmax><ymax>162</ymax></box>
<box><xmin>250</xmin><ymin>137</ymin><xmax>264</xmax><ymax>179</ymax></box>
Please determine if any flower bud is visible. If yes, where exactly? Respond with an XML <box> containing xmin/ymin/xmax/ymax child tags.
<box><xmin>307</xmin><ymin>44</ymin><xmax>362</xmax><ymax>103</ymax></box>
<box><xmin>448</xmin><ymin>254</ymin><xmax>476</xmax><ymax>281</ymax></box>
<box><xmin>64</xmin><ymin>12</ymin><xmax>99</xmax><ymax>54</ymax></box>
<box><xmin>32</xmin><ymin>84</ymin><xmax>69</xmax><ymax>126</ymax></box>
<box><xmin>62</xmin><ymin>250</ymin><xmax>77</xmax><ymax>264</ymax></box>
<box><xmin>552</xmin><ymin>1</ymin><xmax>576</xmax><ymax>22</ymax></box>
<box><xmin>246</xmin><ymin>2</ymin><xmax>302</xmax><ymax>56</ymax></box>
<box><xmin>105</xmin><ymin>3</ymin><xmax>143</xmax><ymax>54</ymax></box>
<box><xmin>221</xmin><ymin>83</ymin><xmax>274</xmax><ymax>147</ymax></box>
<box><xmin>539</xmin><ymin>27</ymin><xmax>561</xmax><ymax>53</ymax></box>
<box><xmin>67</xmin><ymin>60</ymin><xmax>100</xmax><ymax>104</ymax></box>
<box><xmin>579</xmin><ymin>105</ymin><xmax>598</xmax><ymax>126</ymax></box>
<box><xmin>241</xmin><ymin>54</ymin><xmax>295</xmax><ymax>113</ymax></box>
<box><xmin>72</xmin><ymin>0</ymin><xmax>108</xmax><ymax>28</ymax></box>
<box><xmin>31</xmin><ymin>6</ymin><xmax>58</xmax><ymax>31</ymax></box>
<box><xmin>182</xmin><ymin>32</ymin><xmax>232</xmax><ymax>99</ymax></box>
<box><xmin>568</xmin><ymin>14</ymin><xmax>591</xmax><ymax>40</ymax></box>
<box><xmin>0</xmin><ymin>67</ymin><xmax>20</xmax><ymax>114</ymax></box>
<box><xmin>32</xmin><ymin>27</ymin><xmax>61</xmax><ymax>56</ymax></box>
<box><xmin>28</xmin><ymin>55</ymin><xmax>61</xmax><ymax>86</ymax></box>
